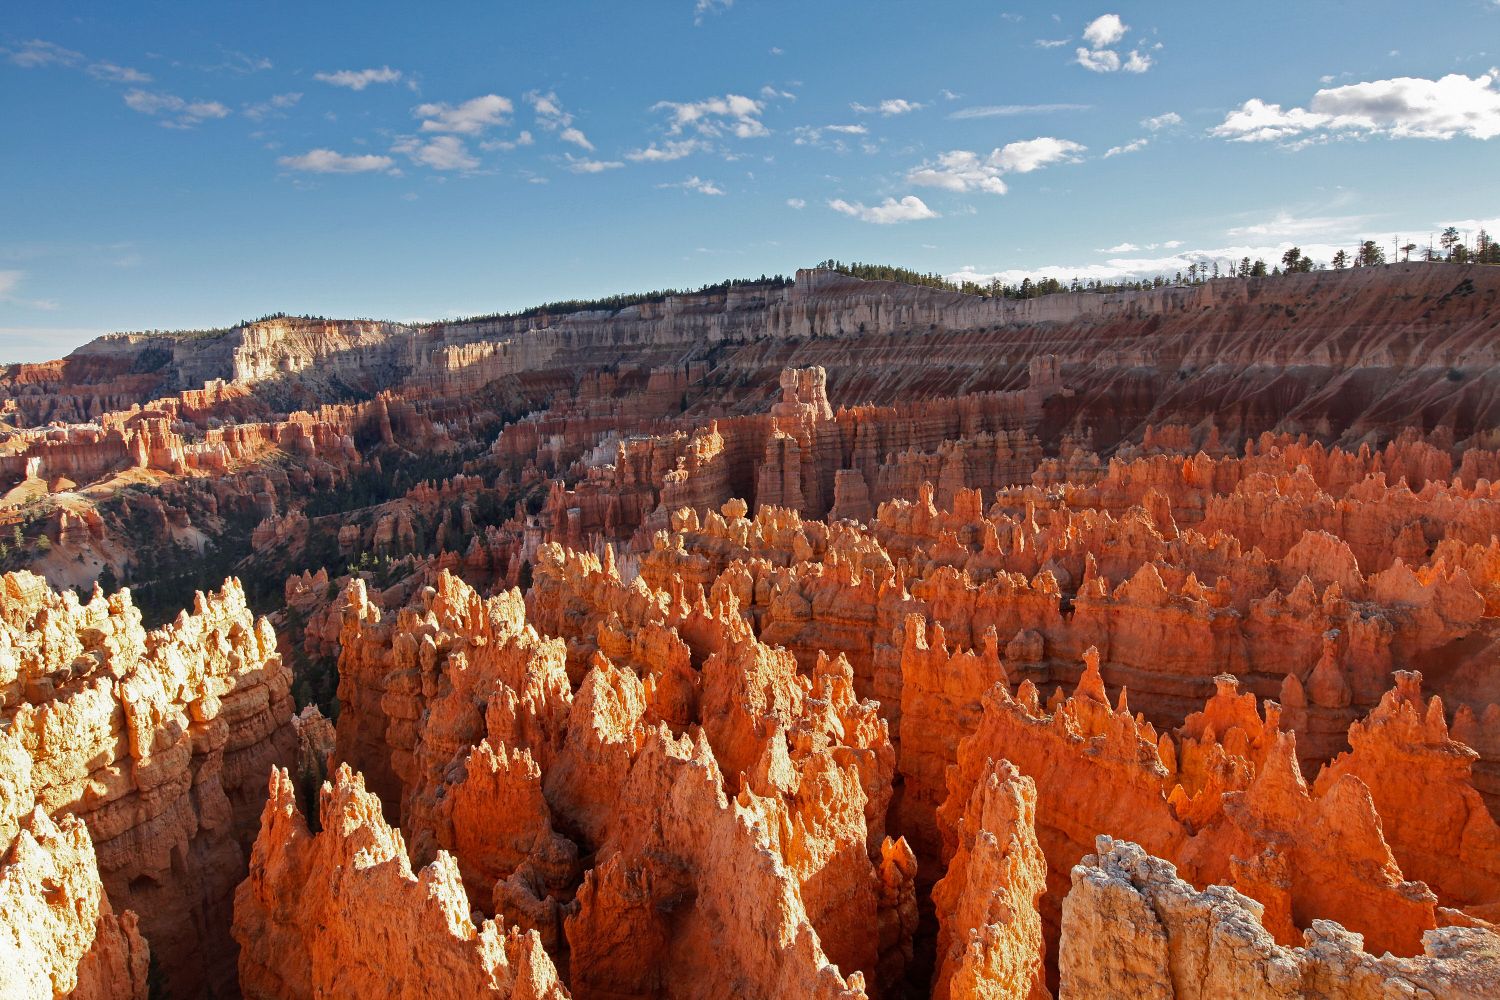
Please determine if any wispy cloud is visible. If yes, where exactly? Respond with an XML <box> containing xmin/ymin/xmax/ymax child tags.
<box><xmin>1223</xmin><ymin>211</ymin><xmax>1372</xmax><ymax>240</ymax></box>
<box><xmin>481</xmin><ymin>131</ymin><xmax>535</xmax><ymax>152</ymax></box>
<box><xmin>278</xmin><ymin>149</ymin><xmax>396</xmax><ymax>174</ymax></box>
<box><xmin>1142</xmin><ymin>111</ymin><xmax>1182</xmax><ymax>130</ymax></box>
<box><xmin>86</xmin><ymin>61</ymin><xmax>151</xmax><ymax>83</ymax></box>
<box><xmin>244</xmin><ymin>92</ymin><xmax>302</xmax><ymax>121</ymax></box>
<box><xmin>625</xmin><ymin>139</ymin><xmax>708</xmax><ymax>162</ymax></box>
<box><xmin>204</xmin><ymin>50</ymin><xmax>273</xmax><ymax>74</ymax></box>
<box><xmin>0</xmin><ymin>270</ymin><xmax>59</xmax><ymax>311</ymax></box>
<box><xmin>1104</xmin><ymin>137</ymin><xmax>1148</xmax><ymax>157</ymax></box>
<box><xmin>851</xmin><ymin>98</ymin><xmax>924</xmax><ymax>116</ymax></box>
<box><xmin>948</xmin><ymin>103</ymin><xmax>1090</xmax><ymax>120</ymax></box>
<box><xmin>314</xmin><ymin>66</ymin><xmax>403</xmax><ymax>90</ymax></box>
<box><xmin>526</xmin><ymin>90</ymin><xmax>593</xmax><ymax>149</ymax></box>
<box><xmin>790</xmin><ymin>124</ymin><xmax>869</xmax><ymax>151</ymax></box>
<box><xmin>693</xmin><ymin>0</ymin><xmax>733</xmax><ymax>26</ymax></box>
<box><xmin>828</xmin><ymin>195</ymin><xmax>937</xmax><ymax>224</ymax></box>
<box><xmin>7</xmin><ymin>39</ymin><xmax>83</xmax><ymax>68</ymax></box>
<box><xmin>9</xmin><ymin>40</ymin><xmax>150</xmax><ymax>85</ymax></box>
<box><xmin>123</xmin><ymin>89</ymin><xmax>230</xmax><ymax>128</ymax></box>
<box><xmin>565</xmin><ymin>155</ymin><xmax>625</xmax><ymax>174</ymax></box>
<box><xmin>659</xmin><ymin>175</ymin><xmax>725</xmax><ymax>195</ymax></box>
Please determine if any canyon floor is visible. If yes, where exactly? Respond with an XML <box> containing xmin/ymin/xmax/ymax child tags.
<box><xmin>3</xmin><ymin>263</ymin><xmax>1500</xmax><ymax>998</ymax></box>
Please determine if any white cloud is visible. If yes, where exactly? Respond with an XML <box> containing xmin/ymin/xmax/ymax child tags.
<box><xmin>660</xmin><ymin>175</ymin><xmax>725</xmax><ymax>195</ymax></box>
<box><xmin>123</xmin><ymin>89</ymin><xmax>230</xmax><ymax>128</ymax></box>
<box><xmin>565</xmin><ymin>155</ymin><xmax>624</xmax><ymax>174</ymax></box>
<box><xmin>653</xmin><ymin>94</ymin><xmax>768</xmax><ymax>138</ymax></box>
<box><xmin>995</xmin><ymin>136</ymin><xmax>1087</xmax><ymax>172</ymax></box>
<box><xmin>1141</xmin><ymin>111</ymin><xmax>1182</xmax><ymax>130</ymax></box>
<box><xmin>625</xmin><ymin>139</ymin><xmax>707</xmax><ymax>162</ymax></box>
<box><xmin>414</xmin><ymin>95</ymin><xmax>512</xmax><ymax>134</ymax></box>
<box><xmin>1073</xmin><ymin>14</ymin><xmax>1151</xmax><ymax>74</ymax></box>
<box><xmin>278</xmin><ymin>149</ymin><xmax>395</xmax><ymax>174</ymax></box>
<box><xmin>314</xmin><ymin>66</ymin><xmax>403</xmax><ymax>90</ymax></box>
<box><xmin>851</xmin><ymin>98</ymin><xmax>924</xmax><ymax>115</ymax></box>
<box><xmin>948</xmin><ymin>103</ymin><xmax>1091</xmax><ymax>119</ymax></box>
<box><xmin>827</xmin><ymin>195</ymin><xmax>937</xmax><ymax>224</ymax></box>
<box><xmin>907</xmin><ymin>137</ymin><xmax>1085</xmax><ymax>195</ymax></box>
<box><xmin>1104</xmin><ymin>137</ymin><xmax>1148</xmax><ymax>157</ymax></box>
<box><xmin>694</xmin><ymin>0</ymin><xmax>733</xmax><ymax>25</ymax></box>
<box><xmin>1212</xmin><ymin>73</ymin><xmax>1500</xmax><ymax>144</ymax></box>
<box><xmin>1076</xmin><ymin>47</ymin><xmax>1120</xmax><ymax>72</ymax></box>
<box><xmin>87</xmin><ymin>61</ymin><xmax>151</xmax><ymax>83</ymax></box>
<box><xmin>243</xmin><ymin>92</ymin><xmax>302</xmax><ymax>121</ymax></box>
<box><xmin>909</xmin><ymin>151</ymin><xmax>1010</xmax><ymax>194</ymax></box>
<box><xmin>1082</xmin><ymin>14</ymin><xmax>1126</xmax><ymax>48</ymax></box>
<box><xmin>786</xmin><ymin>197</ymin><xmax>806</xmax><ymax>209</ymax></box>
<box><xmin>482</xmin><ymin>130</ymin><xmax>534</xmax><ymax>152</ymax></box>
<box><xmin>1034</xmin><ymin>38</ymin><xmax>1071</xmax><ymax>48</ymax></box>
<box><xmin>1103</xmin><ymin>242</ymin><xmax>1140</xmax><ymax>252</ymax></box>
<box><xmin>8</xmin><ymin>40</ymin><xmax>83</xmax><ymax>68</ymax></box>
<box><xmin>526</xmin><ymin>91</ymin><xmax>593</xmax><ymax>149</ymax></box>
<box><xmin>393</xmin><ymin>135</ymin><xmax>478</xmax><ymax>171</ymax></box>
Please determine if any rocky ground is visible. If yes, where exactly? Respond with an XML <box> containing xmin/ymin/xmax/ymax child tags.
<box><xmin>3</xmin><ymin>264</ymin><xmax>1500</xmax><ymax>997</ymax></box>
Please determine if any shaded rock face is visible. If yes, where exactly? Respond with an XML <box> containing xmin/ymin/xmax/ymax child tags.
<box><xmin>0</xmin><ymin>571</ymin><xmax>296</xmax><ymax>999</ymax></box>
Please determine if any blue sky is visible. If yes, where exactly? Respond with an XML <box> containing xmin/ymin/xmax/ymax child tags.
<box><xmin>3</xmin><ymin>1</ymin><xmax>1498</xmax><ymax>362</ymax></box>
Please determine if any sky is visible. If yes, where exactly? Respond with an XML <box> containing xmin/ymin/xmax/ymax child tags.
<box><xmin>3</xmin><ymin>0</ymin><xmax>1499</xmax><ymax>363</ymax></box>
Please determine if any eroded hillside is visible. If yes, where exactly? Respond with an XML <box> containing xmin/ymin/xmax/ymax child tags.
<box><xmin>3</xmin><ymin>264</ymin><xmax>1500</xmax><ymax>998</ymax></box>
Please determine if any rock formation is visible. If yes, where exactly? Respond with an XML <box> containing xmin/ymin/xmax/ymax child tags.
<box><xmin>1060</xmin><ymin>837</ymin><xmax>1500</xmax><ymax>999</ymax></box>
<box><xmin>3</xmin><ymin>264</ymin><xmax>1500</xmax><ymax>995</ymax></box>
<box><xmin>0</xmin><ymin>570</ymin><xmax>296</xmax><ymax>998</ymax></box>
<box><xmin>232</xmin><ymin>765</ymin><xmax>569</xmax><ymax>999</ymax></box>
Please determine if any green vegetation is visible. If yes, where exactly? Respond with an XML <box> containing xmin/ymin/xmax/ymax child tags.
<box><xmin>444</xmin><ymin>274</ymin><xmax>793</xmax><ymax>326</ymax></box>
